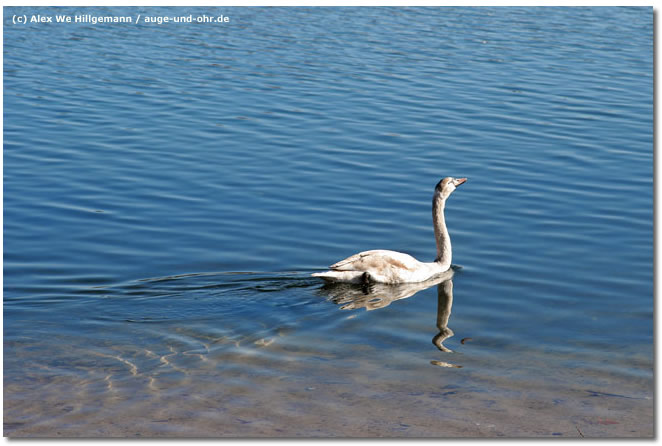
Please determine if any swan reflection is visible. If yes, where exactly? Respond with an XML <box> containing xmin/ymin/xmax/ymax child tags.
<box><xmin>318</xmin><ymin>268</ymin><xmax>461</xmax><ymax>366</ymax></box>
<box><xmin>320</xmin><ymin>268</ymin><xmax>454</xmax><ymax>311</ymax></box>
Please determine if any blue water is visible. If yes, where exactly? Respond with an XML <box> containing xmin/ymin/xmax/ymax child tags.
<box><xmin>4</xmin><ymin>6</ymin><xmax>653</xmax><ymax>437</ymax></box>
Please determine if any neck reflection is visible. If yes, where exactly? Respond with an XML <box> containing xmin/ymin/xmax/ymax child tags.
<box><xmin>432</xmin><ymin>278</ymin><xmax>454</xmax><ymax>352</ymax></box>
<box><xmin>429</xmin><ymin>279</ymin><xmax>462</xmax><ymax>368</ymax></box>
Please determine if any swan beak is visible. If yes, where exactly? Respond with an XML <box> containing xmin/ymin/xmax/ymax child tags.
<box><xmin>455</xmin><ymin>178</ymin><xmax>467</xmax><ymax>186</ymax></box>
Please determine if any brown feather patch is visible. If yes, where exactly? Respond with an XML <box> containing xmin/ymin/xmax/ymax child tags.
<box><xmin>387</xmin><ymin>258</ymin><xmax>413</xmax><ymax>271</ymax></box>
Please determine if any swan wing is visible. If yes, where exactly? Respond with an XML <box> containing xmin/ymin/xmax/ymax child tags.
<box><xmin>330</xmin><ymin>250</ymin><xmax>420</xmax><ymax>272</ymax></box>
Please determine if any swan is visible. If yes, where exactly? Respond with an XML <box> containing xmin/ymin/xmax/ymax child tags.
<box><xmin>312</xmin><ymin>177</ymin><xmax>467</xmax><ymax>284</ymax></box>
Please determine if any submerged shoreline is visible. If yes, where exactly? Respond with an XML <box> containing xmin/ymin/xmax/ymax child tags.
<box><xmin>4</xmin><ymin>275</ymin><xmax>653</xmax><ymax>438</ymax></box>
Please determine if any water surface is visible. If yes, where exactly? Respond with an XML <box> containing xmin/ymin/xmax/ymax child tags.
<box><xmin>4</xmin><ymin>6</ymin><xmax>653</xmax><ymax>437</ymax></box>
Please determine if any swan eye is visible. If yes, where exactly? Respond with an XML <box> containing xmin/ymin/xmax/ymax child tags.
<box><xmin>436</xmin><ymin>177</ymin><xmax>454</xmax><ymax>191</ymax></box>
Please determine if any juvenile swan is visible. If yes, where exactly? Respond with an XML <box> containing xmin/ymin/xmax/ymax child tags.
<box><xmin>312</xmin><ymin>177</ymin><xmax>467</xmax><ymax>284</ymax></box>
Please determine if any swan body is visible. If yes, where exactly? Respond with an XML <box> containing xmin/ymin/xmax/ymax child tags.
<box><xmin>312</xmin><ymin>177</ymin><xmax>466</xmax><ymax>284</ymax></box>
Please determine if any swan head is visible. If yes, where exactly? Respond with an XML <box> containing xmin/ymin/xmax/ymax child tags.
<box><xmin>435</xmin><ymin>177</ymin><xmax>467</xmax><ymax>200</ymax></box>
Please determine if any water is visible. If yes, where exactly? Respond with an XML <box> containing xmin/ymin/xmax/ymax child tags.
<box><xmin>4</xmin><ymin>6</ymin><xmax>653</xmax><ymax>437</ymax></box>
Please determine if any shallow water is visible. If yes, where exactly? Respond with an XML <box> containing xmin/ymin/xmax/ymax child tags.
<box><xmin>4</xmin><ymin>6</ymin><xmax>653</xmax><ymax>437</ymax></box>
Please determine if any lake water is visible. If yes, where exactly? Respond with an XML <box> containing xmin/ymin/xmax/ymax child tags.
<box><xmin>3</xmin><ymin>6</ymin><xmax>653</xmax><ymax>438</ymax></box>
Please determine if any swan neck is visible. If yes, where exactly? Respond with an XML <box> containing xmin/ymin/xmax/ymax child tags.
<box><xmin>433</xmin><ymin>194</ymin><xmax>451</xmax><ymax>267</ymax></box>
